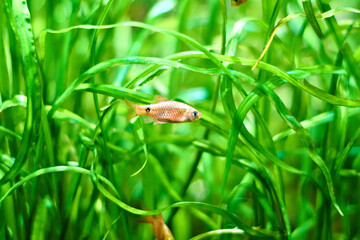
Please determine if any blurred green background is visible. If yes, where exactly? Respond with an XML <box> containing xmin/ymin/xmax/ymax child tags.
<box><xmin>1</xmin><ymin>0</ymin><xmax>360</xmax><ymax>239</ymax></box>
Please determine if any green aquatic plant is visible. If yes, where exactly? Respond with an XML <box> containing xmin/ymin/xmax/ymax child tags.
<box><xmin>1</xmin><ymin>0</ymin><xmax>360</xmax><ymax>239</ymax></box>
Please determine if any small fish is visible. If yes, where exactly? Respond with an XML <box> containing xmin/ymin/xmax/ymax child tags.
<box><xmin>231</xmin><ymin>0</ymin><xmax>248</xmax><ymax>7</ymax></box>
<box><xmin>142</xmin><ymin>214</ymin><xmax>175</xmax><ymax>240</ymax></box>
<box><xmin>125</xmin><ymin>97</ymin><xmax>202</xmax><ymax>124</ymax></box>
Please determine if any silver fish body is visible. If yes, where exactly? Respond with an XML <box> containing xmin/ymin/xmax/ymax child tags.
<box><xmin>126</xmin><ymin>99</ymin><xmax>202</xmax><ymax>124</ymax></box>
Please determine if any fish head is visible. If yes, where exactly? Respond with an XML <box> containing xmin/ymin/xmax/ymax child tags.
<box><xmin>185</xmin><ymin>108</ymin><xmax>202</xmax><ymax>122</ymax></box>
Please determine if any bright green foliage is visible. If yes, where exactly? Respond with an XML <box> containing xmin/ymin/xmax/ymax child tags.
<box><xmin>1</xmin><ymin>0</ymin><xmax>360</xmax><ymax>239</ymax></box>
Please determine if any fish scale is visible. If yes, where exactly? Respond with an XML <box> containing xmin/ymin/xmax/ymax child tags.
<box><xmin>139</xmin><ymin>101</ymin><xmax>191</xmax><ymax>122</ymax></box>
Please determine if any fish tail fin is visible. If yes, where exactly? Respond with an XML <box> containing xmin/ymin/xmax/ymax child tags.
<box><xmin>146</xmin><ymin>215</ymin><xmax>156</xmax><ymax>224</ymax></box>
<box><xmin>139</xmin><ymin>214</ymin><xmax>174</xmax><ymax>240</ymax></box>
<box><xmin>125</xmin><ymin>99</ymin><xmax>137</xmax><ymax>122</ymax></box>
<box><xmin>146</xmin><ymin>215</ymin><xmax>160</xmax><ymax>238</ymax></box>
<box><xmin>137</xmin><ymin>215</ymin><xmax>158</xmax><ymax>231</ymax></box>
<box><xmin>136</xmin><ymin>215</ymin><xmax>154</xmax><ymax>224</ymax></box>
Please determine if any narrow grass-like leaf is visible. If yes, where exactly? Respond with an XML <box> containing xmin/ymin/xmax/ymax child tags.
<box><xmin>195</xmin><ymin>53</ymin><xmax>360</xmax><ymax>107</ymax></box>
<box><xmin>129</xmin><ymin>118</ymin><xmax>148</xmax><ymax>177</ymax></box>
<box><xmin>189</xmin><ymin>228</ymin><xmax>244</xmax><ymax>240</ymax></box>
<box><xmin>89</xmin><ymin>0</ymin><xmax>113</xmax><ymax>69</ymax></box>
<box><xmin>231</xmin><ymin>159</ymin><xmax>291</xmax><ymax>239</ymax></box>
<box><xmin>48</xmin><ymin>56</ymin><xmax>226</xmax><ymax>117</ymax></box>
<box><xmin>226</xmin><ymin>72</ymin><xmax>343</xmax><ymax>215</ymax></box>
<box><xmin>48</xmin><ymin>57</ymin><xmax>165</xmax><ymax>117</ymax></box>
<box><xmin>0</xmin><ymin>166</ymin><xmax>119</xmax><ymax>204</ymax></box>
<box><xmin>40</xmin><ymin>104</ymin><xmax>55</xmax><ymax>166</ymax></box>
<box><xmin>1</xmin><ymin>0</ymin><xmax>42</xmax><ymax>183</ymax></box>
<box><xmin>252</xmin><ymin>7</ymin><xmax>360</xmax><ymax>69</ymax></box>
<box><xmin>273</xmin><ymin>108</ymin><xmax>360</xmax><ymax>141</ymax></box>
<box><xmin>0</xmin><ymin>95</ymin><xmax>27</xmax><ymax>111</ymax></box>
<box><xmin>0</xmin><ymin>154</ymin><xmax>15</xmax><ymax>170</ymax></box>
<box><xmin>79</xmin><ymin>162</ymin><xmax>278</xmax><ymax>238</ymax></box>
<box><xmin>102</xmin><ymin>214</ymin><xmax>122</xmax><ymax>240</ymax></box>
<box><xmin>333</xmin><ymin>127</ymin><xmax>360</xmax><ymax>177</ymax></box>
<box><xmin>88</xmin><ymin>0</ymin><xmax>114</xmax><ymax>182</ymax></box>
<box><xmin>226</xmin><ymin>78</ymin><xmax>305</xmax><ymax>175</ymax></box>
<box><xmin>44</xmin><ymin>106</ymin><xmax>95</xmax><ymax>132</ymax></box>
<box><xmin>219</xmin><ymin>13</ymin><xmax>281</xmax><ymax>205</ymax></box>
<box><xmin>71</xmin><ymin>61</ymin><xmax>348</xmax><ymax>217</ymax></box>
<box><xmin>43</xmin><ymin>23</ymin><xmax>360</xmax><ymax>107</ymax></box>
<box><xmin>120</xmin><ymin>51</ymin><xmax>356</xmax><ymax>108</ymax></box>
<box><xmin>149</xmin><ymin>153</ymin><xmax>182</xmax><ymax>201</ymax></box>
<box><xmin>3</xmin><ymin>1</ymin><xmax>360</xmax><ymax>238</ymax></box>
<box><xmin>316</xmin><ymin>2</ymin><xmax>360</xmax><ymax>87</ymax></box>
<box><xmin>74</xmin><ymin>83</ymin><xmax>153</xmax><ymax>103</ymax></box>
<box><xmin>0</xmin><ymin>126</ymin><xmax>21</xmax><ymax>140</ymax></box>
<box><xmin>257</xmin><ymin>84</ymin><xmax>343</xmax><ymax>215</ymax></box>
<box><xmin>94</xmin><ymin>180</ymin><xmax>278</xmax><ymax>238</ymax></box>
<box><xmin>115</xmin><ymin>0</ymin><xmax>176</xmax><ymax>86</ymax></box>
<box><xmin>43</xmin><ymin>21</ymin><xmax>240</xmax><ymax>92</ymax></box>
<box><xmin>39</xmin><ymin>103</ymin><xmax>59</xmax><ymax>206</ymax></box>
<box><xmin>75</xmin><ymin>83</ymin><xmax>250</xmax><ymax>158</ymax></box>
<box><xmin>302</xmin><ymin>0</ymin><xmax>324</xmax><ymax>38</ymax></box>
<box><xmin>340</xmin><ymin>169</ymin><xmax>360</xmax><ymax>178</ymax></box>
<box><xmin>148</xmin><ymin>153</ymin><xmax>218</xmax><ymax>230</ymax></box>
<box><xmin>30</xmin><ymin>198</ymin><xmax>48</xmax><ymax>240</ymax></box>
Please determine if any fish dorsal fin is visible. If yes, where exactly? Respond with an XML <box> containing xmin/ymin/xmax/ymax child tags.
<box><xmin>153</xmin><ymin>95</ymin><xmax>170</xmax><ymax>103</ymax></box>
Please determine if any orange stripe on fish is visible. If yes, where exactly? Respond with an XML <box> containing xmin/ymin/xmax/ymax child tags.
<box><xmin>231</xmin><ymin>0</ymin><xmax>248</xmax><ymax>7</ymax></box>
<box><xmin>125</xmin><ymin>97</ymin><xmax>202</xmax><ymax>124</ymax></box>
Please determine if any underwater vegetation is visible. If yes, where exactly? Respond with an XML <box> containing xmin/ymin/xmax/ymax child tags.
<box><xmin>1</xmin><ymin>0</ymin><xmax>360</xmax><ymax>239</ymax></box>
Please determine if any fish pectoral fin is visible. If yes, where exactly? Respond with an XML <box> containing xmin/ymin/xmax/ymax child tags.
<box><xmin>142</xmin><ymin>115</ymin><xmax>154</xmax><ymax>124</ymax></box>
<box><xmin>153</xmin><ymin>95</ymin><xmax>170</xmax><ymax>103</ymax></box>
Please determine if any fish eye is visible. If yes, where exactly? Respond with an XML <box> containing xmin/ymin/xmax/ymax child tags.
<box><xmin>192</xmin><ymin>111</ymin><xmax>198</xmax><ymax>118</ymax></box>
<box><xmin>145</xmin><ymin>107</ymin><xmax>150</xmax><ymax>113</ymax></box>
